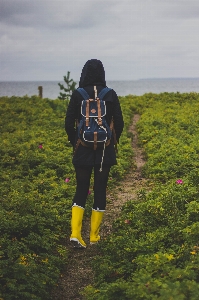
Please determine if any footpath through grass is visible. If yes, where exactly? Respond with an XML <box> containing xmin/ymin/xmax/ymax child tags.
<box><xmin>0</xmin><ymin>95</ymin><xmax>133</xmax><ymax>300</ymax></box>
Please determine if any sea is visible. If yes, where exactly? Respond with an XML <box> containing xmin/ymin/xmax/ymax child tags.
<box><xmin>0</xmin><ymin>78</ymin><xmax>199</xmax><ymax>99</ymax></box>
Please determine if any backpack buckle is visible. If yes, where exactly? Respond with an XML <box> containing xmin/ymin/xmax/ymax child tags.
<box><xmin>98</xmin><ymin>118</ymin><xmax>102</xmax><ymax>126</ymax></box>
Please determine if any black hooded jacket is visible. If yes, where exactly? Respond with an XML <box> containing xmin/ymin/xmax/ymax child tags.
<box><xmin>65</xmin><ymin>59</ymin><xmax>124</xmax><ymax>166</ymax></box>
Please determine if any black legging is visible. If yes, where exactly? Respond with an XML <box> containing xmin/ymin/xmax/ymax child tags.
<box><xmin>72</xmin><ymin>165</ymin><xmax>111</xmax><ymax>210</ymax></box>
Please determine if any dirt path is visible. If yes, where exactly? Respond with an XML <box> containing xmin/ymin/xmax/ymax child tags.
<box><xmin>52</xmin><ymin>114</ymin><xmax>148</xmax><ymax>300</ymax></box>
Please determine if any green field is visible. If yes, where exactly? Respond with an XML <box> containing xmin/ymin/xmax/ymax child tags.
<box><xmin>0</xmin><ymin>95</ymin><xmax>133</xmax><ymax>300</ymax></box>
<box><xmin>84</xmin><ymin>92</ymin><xmax>199</xmax><ymax>300</ymax></box>
<box><xmin>1</xmin><ymin>93</ymin><xmax>199</xmax><ymax>299</ymax></box>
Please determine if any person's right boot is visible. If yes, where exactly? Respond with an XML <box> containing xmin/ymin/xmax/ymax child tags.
<box><xmin>70</xmin><ymin>205</ymin><xmax>86</xmax><ymax>249</ymax></box>
<box><xmin>90</xmin><ymin>209</ymin><xmax>104</xmax><ymax>244</ymax></box>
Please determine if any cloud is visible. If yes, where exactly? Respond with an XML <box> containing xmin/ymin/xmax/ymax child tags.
<box><xmin>159</xmin><ymin>0</ymin><xmax>199</xmax><ymax>19</ymax></box>
<box><xmin>1</xmin><ymin>0</ymin><xmax>199</xmax><ymax>80</ymax></box>
<box><xmin>0</xmin><ymin>0</ymin><xmax>118</xmax><ymax>29</ymax></box>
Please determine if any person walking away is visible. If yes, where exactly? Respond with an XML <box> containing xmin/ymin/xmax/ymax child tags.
<box><xmin>65</xmin><ymin>59</ymin><xmax>124</xmax><ymax>248</ymax></box>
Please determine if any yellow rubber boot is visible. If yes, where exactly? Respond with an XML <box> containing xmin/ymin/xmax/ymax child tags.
<box><xmin>70</xmin><ymin>206</ymin><xmax>86</xmax><ymax>248</ymax></box>
<box><xmin>90</xmin><ymin>210</ymin><xmax>104</xmax><ymax>244</ymax></box>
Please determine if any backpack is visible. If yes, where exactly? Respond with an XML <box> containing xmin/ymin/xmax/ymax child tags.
<box><xmin>76</xmin><ymin>86</ymin><xmax>113</xmax><ymax>151</ymax></box>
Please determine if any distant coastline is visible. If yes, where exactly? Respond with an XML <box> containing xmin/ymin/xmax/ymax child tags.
<box><xmin>0</xmin><ymin>78</ymin><xmax>199</xmax><ymax>98</ymax></box>
<box><xmin>1</xmin><ymin>77</ymin><xmax>199</xmax><ymax>82</ymax></box>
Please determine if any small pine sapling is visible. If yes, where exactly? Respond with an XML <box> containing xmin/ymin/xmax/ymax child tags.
<box><xmin>58</xmin><ymin>71</ymin><xmax>76</xmax><ymax>100</ymax></box>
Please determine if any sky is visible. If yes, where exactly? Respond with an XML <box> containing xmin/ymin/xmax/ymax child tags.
<box><xmin>1</xmin><ymin>0</ymin><xmax>199</xmax><ymax>81</ymax></box>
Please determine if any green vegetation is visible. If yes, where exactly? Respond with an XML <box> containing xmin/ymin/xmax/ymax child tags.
<box><xmin>83</xmin><ymin>92</ymin><xmax>199</xmax><ymax>300</ymax></box>
<box><xmin>0</xmin><ymin>95</ymin><xmax>133</xmax><ymax>300</ymax></box>
<box><xmin>58</xmin><ymin>71</ymin><xmax>77</xmax><ymax>100</ymax></box>
<box><xmin>2</xmin><ymin>92</ymin><xmax>199</xmax><ymax>299</ymax></box>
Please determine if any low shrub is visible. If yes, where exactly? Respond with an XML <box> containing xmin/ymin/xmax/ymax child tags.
<box><xmin>0</xmin><ymin>95</ymin><xmax>135</xmax><ymax>299</ymax></box>
<box><xmin>83</xmin><ymin>92</ymin><xmax>199</xmax><ymax>300</ymax></box>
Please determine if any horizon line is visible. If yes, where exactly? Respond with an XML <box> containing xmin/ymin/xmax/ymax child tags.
<box><xmin>1</xmin><ymin>77</ymin><xmax>199</xmax><ymax>82</ymax></box>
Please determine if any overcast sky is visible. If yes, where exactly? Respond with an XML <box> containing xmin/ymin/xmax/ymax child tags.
<box><xmin>1</xmin><ymin>0</ymin><xmax>199</xmax><ymax>81</ymax></box>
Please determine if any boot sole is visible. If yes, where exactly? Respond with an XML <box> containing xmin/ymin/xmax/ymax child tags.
<box><xmin>70</xmin><ymin>238</ymin><xmax>86</xmax><ymax>249</ymax></box>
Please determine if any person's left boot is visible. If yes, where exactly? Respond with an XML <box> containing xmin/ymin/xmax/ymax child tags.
<box><xmin>90</xmin><ymin>209</ymin><xmax>104</xmax><ymax>244</ymax></box>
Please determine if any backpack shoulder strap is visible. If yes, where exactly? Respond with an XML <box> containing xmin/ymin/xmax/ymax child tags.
<box><xmin>77</xmin><ymin>88</ymin><xmax>90</xmax><ymax>100</ymax></box>
<box><xmin>98</xmin><ymin>87</ymin><xmax>112</xmax><ymax>99</ymax></box>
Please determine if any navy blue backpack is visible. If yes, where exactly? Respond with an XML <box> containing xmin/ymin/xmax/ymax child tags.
<box><xmin>76</xmin><ymin>86</ymin><xmax>113</xmax><ymax>151</ymax></box>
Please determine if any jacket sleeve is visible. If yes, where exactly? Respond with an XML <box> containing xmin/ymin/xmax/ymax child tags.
<box><xmin>65</xmin><ymin>91</ymin><xmax>78</xmax><ymax>146</ymax></box>
<box><xmin>112</xmin><ymin>90</ymin><xmax>124</xmax><ymax>143</ymax></box>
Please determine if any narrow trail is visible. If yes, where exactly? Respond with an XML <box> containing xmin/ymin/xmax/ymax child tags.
<box><xmin>52</xmin><ymin>114</ymin><xmax>148</xmax><ymax>300</ymax></box>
